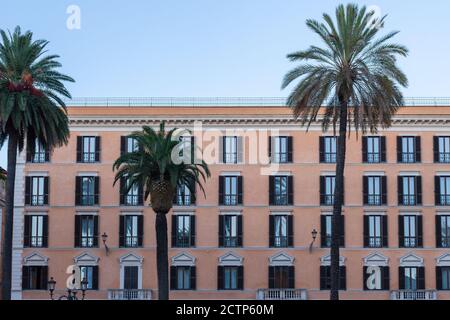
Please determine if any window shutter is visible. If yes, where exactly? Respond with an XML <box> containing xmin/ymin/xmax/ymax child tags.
<box><xmin>25</xmin><ymin>177</ymin><xmax>31</xmax><ymax>205</ymax></box>
<box><xmin>237</xmin><ymin>266</ymin><xmax>244</xmax><ymax>290</ymax></box>
<box><xmin>435</xmin><ymin>176</ymin><xmax>441</xmax><ymax>205</ymax></box>
<box><xmin>24</xmin><ymin>216</ymin><xmax>31</xmax><ymax>247</ymax></box>
<box><xmin>76</xmin><ymin>136</ymin><xmax>82</xmax><ymax>162</ymax></box>
<box><xmin>363</xmin><ymin>176</ymin><xmax>368</xmax><ymax>205</ymax></box>
<box><xmin>396</xmin><ymin>136</ymin><xmax>402</xmax><ymax>162</ymax></box>
<box><xmin>339</xmin><ymin>266</ymin><xmax>346</xmax><ymax>290</ymax></box>
<box><xmin>190</xmin><ymin>266</ymin><xmax>196</xmax><ymax>290</ymax></box>
<box><xmin>170</xmin><ymin>266</ymin><xmax>176</xmax><ymax>290</ymax></box>
<box><xmin>94</xmin><ymin>177</ymin><xmax>100</xmax><ymax>205</ymax></box>
<box><xmin>287</xmin><ymin>136</ymin><xmax>293</xmax><ymax>162</ymax></box>
<box><xmin>74</xmin><ymin>215</ymin><xmax>81</xmax><ymax>247</ymax></box>
<box><xmin>171</xmin><ymin>215</ymin><xmax>177</xmax><ymax>247</ymax></box>
<box><xmin>287</xmin><ymin>215</ymin><xmax>294</xmax><ymax>247</ymax></box>
<box><xmin>362</xmin><ymin>137</ymin><xmax>368</xmax><ymax>162</ymax></box>
<box><xmin>119</xmin><ymin>215</ymin><xmax>125</xmax><ymax>247</ymax></box>
<box><xmin>190</xmin><ymin>215</ymin><xmax>196</xmax><ymax>247</ymax></box>
<box><xmin>382</xmin><ymin>215</ymin><xmax>388</xmax><ymax>247</ymax></box>
<box><xmin>218</xmin><ymin>215</ymin><xmax>224</xmax><ymax>247</ymax></box>
<box><xmin>320</xmin><ymin>215</ymin><xmax>327</xmax><ymax>247</ymax></box>
<box><xmin>363</xmin><ymin>266</ymin><xmax>369</xmax><ymax>290</ymax></box>
<box><xmin>436</xmin><ymin>267</ymin><xmax>443</xmax><ymax>290</ymax></box>
<box><xmin>269</xmin><ymin>176</ymin><xmax>275</xmax><ymax>205</ymax></box>
<box><xmin>120</xmin><ymin>136</ymin><xmax>126</xmax><ymax>155</ymax></box>
<box><xmin>288</xmin><ymin>266</ymin><xmax>295</xmax><ymax>289</ymax></box>
<box><xmin>92</xmin><ymin>266</ymin><xmax>99</xmax><ymax>290</ymax></box>
<box><xmin>415</xmin><ymin>137</ymin><xmax>421</xmax><ymax>162</ymax></box>
<box><xmin>416</xmin><ymin>176</ymin><xmax>422</xmax><ymax>205</ymax></box>
<box><xmin>75</xmin><ymin>177</ymin><xmax>81</xmax><ymax>205</ymax></box>
<box><xmin>218</xmin><ymin>176</ymin><xmax>224</xmax><ymax>205</ymax></box>
<box><xmin>22</xmin><ymin>266</ymin><xmax>30</xmax><ymax>290</ymax></box>
<box><xmin>41</xmin><ymin>266</ymin><xmax>49</xmax><ymax>290</ymax></box>
<box><xmin>268</xmin><ymin>136</ymin><xmax>272</xmax><ymax>162</ymax></box>
<box><xmin>398</xmin><ymin>216</ymin><xmax>405</xmax><ymax>248</ymax></box>
<box><xmin>43</xmin><ymin>177</ymin><xmax>49</xmax><ymax>205</ymax></box>
<box><xmin>237</xmin><ymin>136</ymin><xmax>244</xmax><ymax>163</ymax></box>
<box><xmin>363</xmin><ymin>216</ymin><xmax>369</xmax><ymax>247</ymax></box>
<box><xmin>119</xmin><ymin>177</ymin><xmax>125</xmax><ymax>205</ymax></box>
<box><xmin>219</xmin><ymin>136</ymin><xmax>224</xmax><ymax>163</ymax></box>
<box><xmin>138</xmin><ymin>182</ymin><xmax>144</xmax><ymax>205</ymax></box>
<box><xmin>93</xmin><ymin>215</ymin><xmax>99</xmax><ymax>247</ymax></box>
<box><xmin>319</xmin><ymin>137</ymin><xmax>325</xmax><ymax>162</ymax></box>
<box><xmin>288</xmin><ymin>176</ymin><xmax>294</xmax><ymax>205</ymax></box>
<box><xmin>417</xmin><ymin>267</ymin><xmax>425</xmax><ymax>290</ymax></box>
<box><xmin>397</xmin><ymin>176</ymin><xmax>403</xmax><ymax>205</ymax></box>
<box><xmin>44</xmin><ymin>146</ymin><xmax>50</xmax><ymax>162</ymax></box>
<box><xmin>320</xmin><ymin>176</ymin><xmax>325</xmax><ymax>205</ymax></box>
<box><xmin>380</xmin><ymin>136</ymin><xmax>387</xmax><ymax>162</ymax></box>
<box><xmin>398</xmin><ymin>267</ymin><xmax>405</xmax><ymax>290</ymax></box>
<box><xmin>237</xmin><ymin>176</ymin><xmax>243</xmax><ymax>205</ymax></box>
<box><xmin>436</xmin><ymin>215</ymin><xmax>442</xmax><ymax>248</ymax></box>
<box><xmin>339</xmin><ymin>215</ymin><xmax>345</xmax><ymax>247</ymax></box>
<box><xmin>434</xmin><ymin>137</ymin><xmax>440</xmax><ymax>163</ymax></box>
<box><xmin>268</xmin><ymin>266</ymin><xmax>275</xmax><ymax>289</ymax></box>
<box><xmin>217</xmin><ymin>266</ymin><xmax>224</xmax><ymax>290</ymax></box>
<box><xmin>381</xmin><ymin>176</ymin><xmax>387</xmax><ymax>205</ymax></box>
<box><xmin>138</xmin><ymin>215</ymin><xmax>144</xmax><ymax>247</ymax></box>
<box><xmin>417</xmin><ymin>215</ymin><xmax>423</xmax><ymax>247</ymax></box>
<box><xmin>319</xmin><ymin>266</ymin><xmax>326</xmax><ymax>290</ymax></box>
<box><xmin>42</xmin><ymin>215</ymin><xmax>49</xmax><ymax>248</ymax></box>
<box><xmin>95</xmin><ymin>136</ymin><xmax>101</xmax><ymax>162</ymax></box>
<box><xmin>190</xmin><ymin>136</ymin><xmax>195</xmax><ymax>163</ymax></box>
<box><xmin>382</xmin><ymin>266</ymin><xmax>390</xmax><ymax>290</ymax></box>
<box><xmin>189</xmin><ymin>180</ymin><xmax>196</xmax><ymax>205</ymax></box>
<box><xmin>269</xmin><ymin>215</ymin><xmax>275</xmax><ymax>247</ymax></box>
<box><xmin>237</xmin><ymin>215</ymin><xmax>243</xmax><ymax>247</ymax></box>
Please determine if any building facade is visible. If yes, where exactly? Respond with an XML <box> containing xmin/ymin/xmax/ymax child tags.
<box><xmin>11</xmin><ymin>97</ymin><xmax>450</xmax><ymax>300</ymax></box>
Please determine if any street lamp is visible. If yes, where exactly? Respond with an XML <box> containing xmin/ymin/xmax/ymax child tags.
<box><xmin>102</xmin><ymin>232</ymin><xmax>110</xmax><ymax>255</ymax></box>
<box><xmin>47</xmin><ymin>277</ymin><xmax>89</xmax><ymax>300</ymax></box>
<box><xmin>309</xmin><ymin>229</ymin><xmax>318</xmax><ymax>253</ymax></box>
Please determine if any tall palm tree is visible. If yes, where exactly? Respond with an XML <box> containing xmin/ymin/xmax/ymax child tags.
<box><xmin>282</xmin><ymin>4</ymin><xmax>408</xmax><ymax>300</ymax></box>
<box><xmin>0</xmin><ymin>27</ymin><xmax>74</xmax><ymax>300</ymax></box>
<box><xmin>113</xmin><ymin>123</ymin><xmax>210</xmax><ymax>300</ymax></box>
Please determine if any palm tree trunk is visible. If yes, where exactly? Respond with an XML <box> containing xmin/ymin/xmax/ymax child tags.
<box><xmin>1</xmin><ymin>135</ymin><xmax>18</xmax><ymax>300</ymax></box>
<box><xmin>155</xmin><ymin>212</ymin><xmax>169</xmax><ymax>300</ymax></box>
<box><xmin>330</xmin><ymin>101</ymin><xmax>348</xmax><ymax>300</ymax></box>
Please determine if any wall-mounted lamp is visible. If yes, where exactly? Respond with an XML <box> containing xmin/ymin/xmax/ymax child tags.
<box><xmin>102</xmin><ymin>232</ymin><xmax>110</xmax><ymax>255</ymax></box>
<box><xmin>309</xmin><ymin>229</ymin><xmax>318</xmax><ymax>253</ymax></box>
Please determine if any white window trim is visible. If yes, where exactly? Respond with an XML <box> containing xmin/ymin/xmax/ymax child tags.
<box><xmin>219</xmin><ymin>210</ymin><xmax>242</xmax><ymax>216</ymax></box>
<box><xmin>220</xmin><ymin>171</ymin><xmax>241</xmax><ymax>176</ymax></box>
<box><xmin>171</xmin><ymin>252</ymin><xmax>196</xmax><ymax>267</ymax></box>
<box><xmin>119</xmin><ymin>253</ymin><xmax>143</xmax><ymax>290</ymax></box>
<box><xmin>398</xmin><ymin>171</ymin><xmax>420</xmax><ymax>176</ymax></box>
<box><xmin>320</xmin><ymin>171</ymin><xmax>336</xmax><ymax>176</ymax></box>
<box><xmin>363</xmin><ymin>171</ymin><xmax>385</xmax><ymax>176</ymax></box>
<box><xmin>399</xmin><ymin>253</ymin><xmax>424</xmax><ymax>267</ymax></box>
<box><xmin>363</xmin><ymin>252</ymin><xmax>389</xmax><ymax>267</ymax></box>
<box><xmin>270</xmin><ymin>210</ymin><xmax>292</xmax><ymax>216</ymax></box>
<box><xmin>269</xmin><ymin>252</ymin><xmax>294</xmax><ymax>267</ymax></box>
<box><xmin>320</xmin><ymin>254</ymin><xmax>346</xmax><ymax>266</ymax></box>
<box><xmin>364</xmin><ymin>210</ymin><xmax>387</xmax><ymax>216</ymax></box>
<box><xmin>270</xmin><ymin>171</ymin><xmax>292</xmax><ymax>176</ymax></box>
<box><xmin>218</xmin><ymin>252</ymin><xmax>243</xmax><ymax>266</ymax></box>
<box><xmin>23</xmin><ymin>252</ymin><xmax>49</xmax><ymax>266</ymax></box>
<box><xmin>74</xmin><ymin>252</ymin><xmax>99</xmax><ymax>266</ymax></box>
<box><xmin>27</xmin><ymin>172</ymin><xmax>49</xmax><ymax>177</ymax></box>
<box><xmin>77</xmin><ymin>172</ymin><xmax>99</xmax><ymax>177</ymax></box>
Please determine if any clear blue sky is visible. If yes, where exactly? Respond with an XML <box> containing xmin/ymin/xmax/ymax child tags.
<box><xmin>1</xmin><ymin>0</ymin><xmax>449</xmax><ymax>168</ymax></box>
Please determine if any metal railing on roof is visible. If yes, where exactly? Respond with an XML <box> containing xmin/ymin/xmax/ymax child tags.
<box><xmin>63</xmin><ymin>97</ymin><xmax>450</xmax><ymax>107</ymax></box>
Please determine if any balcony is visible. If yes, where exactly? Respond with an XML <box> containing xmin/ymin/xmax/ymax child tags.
<box><xmin>390</xmin><ymin>290</ymin><xmax>437</xmax><ymax>300</ymax></box>
<box><xmin>108</xmin><ymin>289</ymin><xmax>152</xmax><ymax>300</ymax></box>
<box><xmin>257</xmin><ymin>289</ymin><xmax>307</xmax><ymax>300</ymax></box>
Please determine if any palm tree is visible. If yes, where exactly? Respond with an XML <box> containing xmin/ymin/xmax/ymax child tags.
<box><xmin>0</xmin><ymin>27</ymin><xmax>74</xmax><ymax>300</ymax></box>
<box><xmin>282</xmin><ymin>4</ymin><xmax>408</xmax><ymax>300</ymax></box>
<box><xmin>113</xmin><ymin>123</ymin><xmax>210</xmax><ymax>300</ymax></box>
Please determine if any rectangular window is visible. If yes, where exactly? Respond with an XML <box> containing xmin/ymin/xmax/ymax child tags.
<box><xmin>435</xmin><ymin>136</ymin><xmax>450</xmax><ymax>163</ymax></box>
<box><xmin>24</xmin><ymin>215</ymin><xmax>48</xmax><ymax>248</ymax></box>
<box><xmin>25</xmin><ymin>176</ymin><xmax>48</xmax><ymax>206</ymax></box>
<box><xmin>437</xmin><ymin>215</ymin><xmax>450</xmax><ymax>248</ymax></box>
<box><xmin>223</xmin><ymin>136</ymin><xmax>238</xmax><ymax>164</ymax></box>
<box><xmin>174</xmin><ymin>183</ymin><xmax>195</xmax><ymax>206</ymax></box>
<box><xmin>437</xmin><ymin>267</ymin><xmax>450</xmax><ymax>290</ymax></box>
<box><xmin>172</xmin><ymin>215</ymin><xmax>195</xmax><ymax>248</ymax></box>
<box><xmin>363</xmin><ymin>266</ymin><xmax>390</xmax><ymax>291</ymax></box>
<box><xmin>27</xmin><ymin>139</ymin><xmax>49</xmax><ymax>163</ymax></box>
<box><xmin>120</xmin><ymin>177</ymin><xmax>143</xmax><ymax>206</ymax></box>
<box><xmin>320</xmin><ymin>266</ymin><xmax>346</xmax><ymax>290</ymax></box>
<box><xmin>77</xmin><ymin>136</ymin><xmax>100</xmax><ymax>163</ymax></box>
<box><xmin>119</xmin><ymin>215</ymin><xmax>143</xmax><ymax>248</ymax></box>
<box><xmin>320</xmin><ymin>215</ymin><xmax>345</xmax><ymax>248</ymax></box>
<box><xmin>79</xmin><ymin>266</ymin><xmax>98</xmax><ymax>290</ymax></box>
<box><xmin>217</xmin><ymin>266</ymin><xmax>243</xmax><ymax>290</ymax></box>
<box><xmin>269</xmin><ymin>266</ymin><xmax>295</xmax><ymax>289</ymax></box>
<box><xmin>171</xmin><ymin>266</ymin><xmax>196</xmax><ymax>290</ymax></box>
<box><xmin>363</xmin><ymin>137</ymin><xmax>385</xmax><ymax>163</ymax></box>
<box><xmin>76</xmin><ymin>176</ymin><xmax>99</xmax><ymax>206</ymax></box>
<box><xmin>22</xmin><ymin>266</ymin><xmax>48</xmax><ymax>290</ymax></box>
<box><xmin>399</xmin><ymin>215</ymin><xmax>423</xmax><ymax>248</ymax></box>
<box><xmin>124</xmin><ymin>266</ymin><xmax>139</xmax><ymax>290</ymax></box>
<box><xmin>320</xmin><ymin>137</ymin><xmax>337</xmax><ymax>163</ymax></box>
<box><xmin>269</xmin><ymin>215</ymin><xmax>293</xmax><ymax>248</ymax></box>
<box><xmin>364</xmin><ymin>215</ymin><xmax>388</xmax><ymax>248</ymax></box>
<box><xmin>399</xmin><ymin>267</ymin><xmax>425</xmax><ymax>290</ymax></box>
<box><xmin>219</xmin><ymin>215</ymin><xmax>242</xmax><ymax>248</ymax></box>
<box><xmin>320</xmin><ymin>176</ymin><xmax>335</xmax><ymax>206</ymax></box>
<box><xmin>398</xmin><ymin>176</ymin><xmax>421</xmax><ymax>206</ymax></box>
<box><xmin>219</xmin><ymin>176</ymin><xmax>243</xmax><ymax>206</ymax></box>
<box><xmin>436</xmin><ymin>176</ymin><xmax>450</xmax><ymax>206</ymax></box>
<box><xmin>75</xmin><ymin>215</ymin><xmax>98</xmax><ymax>248</ymax></box>
<box><xmin>364</xmin><ymin>176</ymin><xmax>385</xmax><ymax>206</ymax></box>
<box><xmin>269</xmin><ymin>176</ymin><xmax>293</xmax><ymax>206</ymax></box>
<box><xmin>398</xmin><ymin>136</ymin><xmax>420</xmax><ymax>163</ymax></box>
<box><xmin>270</xmin><ymin>136</ymin><xmax>292</xmax><ymax>163</ymax></box>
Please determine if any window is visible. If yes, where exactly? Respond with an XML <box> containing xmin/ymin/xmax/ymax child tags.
<box><xmin>218</xmin><ymin>266</ymin><xmax>244</xmax><ymax>290</ymax></box>
<box><xmin>219</xmin><ymin>215</ymin><xmax>242</xmax><ymax>248</ymax></box>
<box><xmin>435</xmin><ymin>176</ymin><xmax>450</xmax><ymax>206</ymax></box>
<box><xmin>22</xmin><ymin>266</ymin><xmax>48</xmax><ymax>290</ymax></box>
<box><xmin>436</xmin><ymin>215</ymin><xmax>450</xmax><ymax>248</ymax></box>
<box><xmin>219</xmin><ymin>176</ymin><xmax>243</xmax><ymax>206</ymax></box>
<box><xmin>119</xmin><ymin>215</ymin><xmax>143</xmax><ymax>248</ymax></box>
<box><xmin>437</xmin><ymin>267</ymin><xmax>450</xmax><ymax>290</ymax></box>
<box><xmin>24</xmin><ymin>215</ymin><xmax>48</xmax><ymax>248</ymax></box>
<box><xmin>363</xmin><ymin>176</ymin><xmax>386</xmax><ymax>206</ymax></box>
<box><xmin>320</xmin><ymin>137</ymin><xmax>337</xmax><ymax>163</ymax></box>
<box><xmin>124</xmin><ymin>266</ymin><xmax>139</xmax><ymax>290</ymax></box>
<box><xmin>120</xmin><ymin>177</ymin><xmax>143</xmax><ymax>206</ymax></box>
<box><xmin>25</xmin><ymin>176</ymin><xmax>49</xmax><ymax>206</ymax></box>
<box><xmin>77</xmin><ymin>136</ymin><xmax>100</xmax><ymax>163</ymax></box>
<box><xmin>320</xmin><ymin>266</ymin><xmax>346</xmax><ymax>290</ymax></box>
<box><xmin>363</xmin><ymin>266</ymin><xmax>390</xmax><ymax>291</ymax></box>
<box><xmin>363</xmin><ymin>215</ymin><xmax>388</xmax><ymax>248</ymax></box>
<box><xmin>320</xmin><ymin>176</ymin><xmax>336</xmax><ymax>206</ymax></box>
<box><xmin>397</xmin><ymin>136</ymin><xmax>420</xmax><ymax>163</ymax></box>
<box><xmin>27</xmin><ymin>139</ymin><xmax>49</xmax><ymax>163</ymax></box>
<box><xmin>269</xmin><ymin>266</ymin><xmax>295</xmax><ymax>289</ymax></box>
<box><xmin>79</xmin><ymin>266</ymin><xmax>99</xmax><ymax>290</ymax></box>
<box><xmin>269</xmin><ymin>215</ymin><xmax>293</xmax><ymax>248</ymax></box>
<box><xmin>269</xmin><ymin>176</ymin><xmax>293</xmax><ymax>206</ymax></box>
<box><xmin>170</xmin><ymin>266</ymin><xmax>196</xmax><ymax>290</ymax></box>
<box><xmin>399</xmin><ymin>267</ymin><xmax>425</xmax><ymax>290</ymax></box>
<box><xmin>269</xmin><ymin>136</ymin><xmax>292</xmax><ymax>163</ymax></box>
<box><xmin>222</xmin><ymin>136</ymin><xmax>238</xmax><ymax>164</ymax></box>
<box><xmin>172</xmin><ymin>215</ymin><xmax>195</xmax><ymax>248</ymax></box>
<box><xmin>398</xmin><ymin>176</ymin><xmax>422</xmax><ymax>206</ymax></box>
<box><xmin>75</xmin><ymin>176</ymin><xmax>99</xmax><ymax>206</ymax></box>
<box><xmin>174</xmin><ymin>183</ymin><xmax>195</xmax><ymax>206</ymax></box>
<box><xmin>434</xmin><ymin>136</ymin><xmax>450</xmax><ymax>163</ymax></box>
<box><xmin>363</xmin><ymin>137</ymin><xmax>385</xmax><ymax>163</ymax></box>
<box><xmin>399</xmin><ymin>215</ymin><xmax>423</xmax><ymax>248</ymax></box>
<box><xmin>74</xmin><ymin>215</ymin><xmax>98</xmax><ymax>248</ymax></box>
<box><xmin>320</xmin><ymin>215</ymin><xmax>345</xmax><ymax>248</ymax></box>
<box><xmin>121</xmin><ymin>136</ymin><xmax>139</xmax><ymax>155</ymax></box>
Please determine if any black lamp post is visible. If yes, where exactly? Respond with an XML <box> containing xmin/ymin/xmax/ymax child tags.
<box><xmin>47</xmin><ymin>277</ymin><xmax>89</xmax><ymax>300</ymax></box>
<box><xmin>309</xmin><ymin>229</ymin><xmax>318</xmax><ymax>253</ymax></box>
